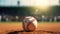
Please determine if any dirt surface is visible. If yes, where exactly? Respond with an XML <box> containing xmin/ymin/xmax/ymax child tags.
<box><xmin>0</xmin><ymin>22</ymin><xmax>60</xmax><ymax>34</ymax></box>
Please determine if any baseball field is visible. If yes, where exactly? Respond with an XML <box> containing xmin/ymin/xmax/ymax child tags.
<box><xmin>0</xmin><ymin>22</ymin><xmax>60</xmax><ymax>34</ymax></box>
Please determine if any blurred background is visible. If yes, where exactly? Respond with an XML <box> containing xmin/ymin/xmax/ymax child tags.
<box><xmin>0</xmin><ymin>0</ymin><xmax>60</xmax><ymax>22</ymax></box>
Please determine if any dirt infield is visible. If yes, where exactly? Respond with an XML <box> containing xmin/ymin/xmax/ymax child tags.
<box><xmin>0</xmin><ymin>22</ymin><xmax>60</xmax><ymax>34</ymax></box>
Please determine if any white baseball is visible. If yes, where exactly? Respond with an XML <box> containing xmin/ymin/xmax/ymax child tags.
<box><xmin>23</xmin><ymin>16</ymin><xmax>37</xmax><ymax>31</ymax></box>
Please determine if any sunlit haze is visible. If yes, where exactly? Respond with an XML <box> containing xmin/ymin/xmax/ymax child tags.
<box><xmin>0</xmin><ymin>0</ymin><xmax>59</xmax><ymax>6</ymax></box>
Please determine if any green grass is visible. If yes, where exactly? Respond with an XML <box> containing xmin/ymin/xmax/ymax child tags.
<box><xmin>0</xmin><ymin>22</ymin><xmax>22</xmax><ymax>24</ymax></box>
<box><xmin>0</xmin><ymin>22</ymin><xmax>21</xmax><ymax>23</ymax></box>
<box><xmin>0</xmin><ymin>21</ymin><xmax>60</xmax><ymax>23</ymax></box>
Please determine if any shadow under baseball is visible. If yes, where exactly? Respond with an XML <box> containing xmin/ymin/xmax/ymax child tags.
<box><xmin>7</xmin><ymin>30</ymin><xmax>24</xmax><ymax>34</ymax></box>
<box><xmin>7</xmin><ymin>30</ymin><xmax>60</xmax><ymax>34</ymax></box>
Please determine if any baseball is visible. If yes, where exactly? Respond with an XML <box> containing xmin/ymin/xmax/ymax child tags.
<box><xmin>23</xmin><ymin>16</ymin><xmax>37</xmax><ymax>31</ymax></box>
